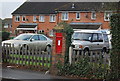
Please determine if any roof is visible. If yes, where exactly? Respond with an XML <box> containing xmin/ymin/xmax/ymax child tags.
<box><xmin>74</xmin><ymin>30</ymin><xmax>102</xmax><ymax>33</ymax></box>
<box><xmin>70</xmin><ymin>22</ymin><xmax>102</xmax><ymax>29</ymax></box>
<box><xmin>2</xmin><ymin>18</ymin><xmax>12</xmax><ymax>24</ymax></box>
<box><xmin>17</xmin><ymin>23</ymin><xmax>37</xmax><ymax>30</ymax></box>
<box><xmin>12</xmin><ymin>2</ymin><xmax>117</xmax><ymax>15</ymax></box>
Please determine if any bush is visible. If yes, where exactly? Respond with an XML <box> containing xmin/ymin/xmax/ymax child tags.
<box><xmin>2</xmin><ymin>31</ymin><xmax>10</xmax><ymax>41</ymax></box>
<box><xmin>110</xmin><ymin>13</ymin><xmax>120</xmax><ymax>79</ymax></box>
<box><xmin>57</xmin><ymin>57</ymin><xmax>110</xmax><ymax>79</ymax></box>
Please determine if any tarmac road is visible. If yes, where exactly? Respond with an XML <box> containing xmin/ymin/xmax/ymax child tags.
<box><xmin>1</xmin><ymin>67</ymin><xmax>66</xmax><ymax>80</ymax></box>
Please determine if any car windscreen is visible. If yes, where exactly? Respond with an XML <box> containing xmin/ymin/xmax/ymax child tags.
<box><xmin>14</xmin><ymin>34</ymin><xmax>32</xmax><ymax>40</ymax></box>
<box><xmin>72</xmin><ymin>32</ymin><xmax>92</xmax><ymax>41</ymax></box>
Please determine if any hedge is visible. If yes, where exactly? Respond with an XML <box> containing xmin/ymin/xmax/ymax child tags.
<box><xmin>110</xmin><ymin>13</ymin><xmax>120</xmax><ymax>79</ymax></box>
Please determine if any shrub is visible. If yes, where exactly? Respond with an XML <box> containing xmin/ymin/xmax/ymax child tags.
<box><xmin>2</xmin><ymin>31</ymin><xmax>10</xmax><ymax>41</ymax></box>
<box><xmin>57</xmin><ymin>57</ymin><xmax>109</xmax><ymax>79</ymax></box>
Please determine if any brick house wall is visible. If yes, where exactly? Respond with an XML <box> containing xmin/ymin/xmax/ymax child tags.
<box><xmin>12</xmin><ymin>11</ymin><xmax>110</xmax><ymax>36</ymax></box>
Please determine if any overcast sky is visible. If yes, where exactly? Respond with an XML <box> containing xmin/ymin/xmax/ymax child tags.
<box><xmin>0</xmin><ymin>0</ymin><xmax>119</xmax><ymax>19</ymax></box>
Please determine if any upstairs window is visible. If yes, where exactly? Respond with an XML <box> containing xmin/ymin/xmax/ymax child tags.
<box><xmin>39</xmin><ymin>15</ymin><xmax>45</xmax><ymax>22</ymax></box>
<box><xmin>33</xmin><ymin>16</ymin><xmax>37</xmax><ymax>22</ymax></box>
<box><xmin>91</xmin><ymin>12</ymin><xmax>96</xmax><ymax>20</ymax></box>
<box><xmin>61</xmin><ymin>12</ymin><xmax>68</xmax><ymax>20</ymax></box>
<box><xmin>76</xmin><ymin>12</ymin><xmax>80</xmax><ymax>19</ymax></box>
<box><xmin>104</xmin><ymin>12</ymin><xmax>112</xmax><ymax>21</ymax></box>
<box><xmin>22</xmin><ymin>16</ymin><xmax>26</xmax><ymax>21</ymax></box>
<box><xmin>15</xmin><ymin>16</ymin><xmax>20</xmax><ymax>22</ymax></box>
<box><xmin>50</xmin><ymin>15</ymin><xmax>56</xmax><ymax>22</ymax></box>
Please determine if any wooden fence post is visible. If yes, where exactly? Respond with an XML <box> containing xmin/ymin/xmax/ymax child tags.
<box><xmin>69</xmin><ymin>46</ymin><xmax>73</xmax><ymax>64</ymax></box>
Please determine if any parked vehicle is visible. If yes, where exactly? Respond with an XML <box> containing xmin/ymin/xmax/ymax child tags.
<box><xmin>71</xmin><ymin>30</ymin><xmax>110</xmax><ymax>55</ymax></box>
<box><xmin>2</xmin><ymin>33</ymin><xmax>53</xmax><ymax>53</ymax></box>
<box><xmin>100</xmin><ymin>29</ymin><xmax>112</xmax><ymax>49</ymax></box>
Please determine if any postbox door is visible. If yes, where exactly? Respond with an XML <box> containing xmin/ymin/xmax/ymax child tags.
<box><xmin>56</xmin><ymin>33</ymin><xmax>62</xmax><ymax>53</ymax></box>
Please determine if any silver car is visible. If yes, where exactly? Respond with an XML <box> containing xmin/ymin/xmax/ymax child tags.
<box><xmin>2</xmin><ymin>33</ymin><xmax>53</xmax><ymax>53</ymax></box>
<box><xmin>71</xmin><ymin>30</ymin><xmax>109</xmax><ymax>54</ymax></box>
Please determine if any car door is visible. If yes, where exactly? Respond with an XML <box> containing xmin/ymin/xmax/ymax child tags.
<box><xmin>91</xmin><ymin>33</ymin><xmax>99</xmax><ymax>50</ymax></box>
<box><xmin>29</xmin><ymin>35</ymin><xmax>40</xmax><ymax>48</ymax></box>
<box><xmin>98</xmin><ymin>33</ymin><xmax>104</xmax><ymax>50</ymax></box>
<box><xmin>38</xmin><ymin>35</ymin><xmax>47</xmax><ymax>50</ymax></box>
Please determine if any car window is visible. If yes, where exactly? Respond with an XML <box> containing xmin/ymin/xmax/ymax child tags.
<box><xmin>39</xmin><ymin>35</ymin><xmax>47</xmax><ymax>41</ymax></box>
<box><xmin>98</xmin><ymin>33</ymin><xmax>103</xmax><ymax>42</ymax></box>
<box><xmin>72</xmin><ymin>32</ymin><xmax>92</xmax><ymax>41</ymax></box>
<box><xmin>92</xmin><ymin>33</ymin><xmax>98</xmax><ymax>42</ymax></box>
<box><xmin>103</xmin><ymin>34</ymin><xmax>109</xmax><ymax>42</ymax></box>
<box><xmin>14</xmin><ymin>34</ymin><xmax>32</xmax><ymax>40</ymax></box>
<box><xmin>31</xmin><ymin>35</ymin><xmax>39</xmax><ymax>40</ymax></box>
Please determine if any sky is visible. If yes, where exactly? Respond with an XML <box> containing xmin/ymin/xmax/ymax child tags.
<box><xmin>0</xmin><ymin>0</ymin><xmax>119</xmax><ymax>19</ymax></box>
<box><xmin>0</xmin><ymin>0</ymin><xmax>26</xmax><ymax>19</ymax></box>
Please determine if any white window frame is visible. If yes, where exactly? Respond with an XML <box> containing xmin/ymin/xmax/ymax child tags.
<box><xmin>39</xmin><ymin>15</ymin><xmax>45</xmax><ymax>22</ymax></box>
<box><xmin>91</xmin><ymin>12</ymin><xmax>96</xmax><ymax>20</ymax></box>
<box><xmin>49</xmin><ymin>30</ymin><xmax>54</xmax><ymax>37</ymax></box>
<box><xmin>33</xmin><ymin>15</ymin><xmax>37</xmax><ymax>22</ymax></box>
<box><xmin>22</xmin><ymin>16</ymin><xmax>26</xmax><ymax>22</ymax></box>
<box><xmin>4</xmin><ymin>23</ymin><xmax>8</xmax><ymax>28</ymax></box>
<box><xmin>15</xmin><ymin>16</ymin><xmax>20</xmax><ymax>22</ymax></box>
<box><xmin>50</xmin><ymin>15</ymin><xmax>56</xmax><ymax>22</ymax></box>
<box><xmin>61</xmin><ymin>12</ymin><xmax>69</xmax><ymax>20</ymax></box>
<box><xmin>76</xmin><ymin>12</ymin><xmax>80</xmax><ymax>20</ymax></box>
<box><xmin>104</xmin><ymin>11</ymin><xmax>112</xmax><ymax>21</ymax></box>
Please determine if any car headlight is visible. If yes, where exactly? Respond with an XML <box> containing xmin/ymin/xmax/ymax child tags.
<box><xmin>75</xmin><ymin>45</ymin><xmax>83</xmax><ymax>48</ymax></box>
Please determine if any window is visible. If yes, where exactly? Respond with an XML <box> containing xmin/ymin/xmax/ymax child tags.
<box><xmin>33</xmin><ymin>16</ymin><xmax>37</xmax><ymax>22</ymax></box>
<box><xmin>22</xmin><ymin>16</ymin><xmax>26</xmax><ymax>21</ymax></box>
<box><xmin>61</xmin><ymin>12</ymin><xmax>68</xmax><ymax>20</ymax></box>
<box><xmin>92</xmin><ymin>34</ymin><xmax>98</xmax><ymax>42</ymax></box>
<box><xmin>39</xmin><ymin>15</ymin><xmax>45</xmax><ymax>22</ymax></box>
<box><xmin>39</xmin><ymin>35</ymin><xmax>47</xmax><ymax>41</ymax></box>
<box><xmin>4</xmin><ymin>23</ymin><xmax>8</xmax><ymax>28</ymax></box>
<box><xmin>103</xmin><ymin>34</ymin><xmax>109</xmax><ymax>42</ymax></box>
<box><xmin>32</xmin><ymin>35</ymin><xmax>39</xmax><ymax>40</ymax></box>
<box><xmin>50</xmin><ymin>15</ymin><xmax>56</xmax><ymax>22</ymax></box>
<box><xmin>76</xmin><ymin>12</ymin><xmax>80</xmax><ymax>19</ymax></box>
<box><xmin>10</xmin><ymin>25</ymin><xmax>12</xmax><ymax>28</ymax></box>
<box><xmin>98</xmin><ymin>33</ymin><xmax>103</xmax><ymax>42</ymax></box>
<box><xmin>49</xmin><ymin>30</ymin><xmax>54</xmax><ymax>37</ymax></box>
<box><xmin>15</xmin><ymin>16</ymin><xmax>20</xmax><ymax>22</ymax></box>
<box><xmin>91</xmin><ymin>12</ymin><xmax>96</xmax><ymax>20</ymax></box>
<box><xmin>104</xmin><ymin>12</ymin><xmax>112</xmax><ymax>21</ymax></box>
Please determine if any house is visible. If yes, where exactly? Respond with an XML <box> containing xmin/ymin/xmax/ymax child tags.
<box><xmin>12</xmin><ymin>2</ymin><xmax>116</xmax><ymax>36</ymax></box>
<box><xmin>2</xmin><ymin>18</ymin><xmax>12</xmax><ymax>33</ymax></box>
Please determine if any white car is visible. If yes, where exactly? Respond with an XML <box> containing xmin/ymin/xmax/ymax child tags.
<box><xmin>71</xmin><ymin>30</ymin><xmax>110</xmax><ymax>54</ymax></box>
<box><xmin>2</xmin><ymin>33</ymin><xmax>53</xmax><ymax>53</ymax></box>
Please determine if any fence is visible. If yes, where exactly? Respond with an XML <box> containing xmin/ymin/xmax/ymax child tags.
<box><xmin>69</xmin><ymin>47</ymin><xmax>110</xmax><ymax>66</ymax></box>
<box><xmin>2</xmin><ymin>43</ymin><xmax>52</xmax><ymax>70</ymax></box>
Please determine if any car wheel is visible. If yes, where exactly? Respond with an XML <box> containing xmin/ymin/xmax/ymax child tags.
<box><xmin>84</xmin><ymin>49</ymin><xmax>90</xmax><ymax>56</ymax></box>
<box><xmin>102</xmin><ymin>48</ymin><xmax>107</xmax><ymax>58</ymax></box>
<box><xmin>46</xmin><ymin>46</ymin><xmax>51</xmax><ymax>55</ymax></box>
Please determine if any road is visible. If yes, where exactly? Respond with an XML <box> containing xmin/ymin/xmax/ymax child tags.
<box><xmin>1</xmin><ymin>67</ymin><xmax>66</xmax><ymax>80</ymax></box>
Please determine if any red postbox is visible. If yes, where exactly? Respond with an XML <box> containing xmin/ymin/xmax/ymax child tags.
<box><xmin>56</xmin><ymin>33</ymin><xmax>63</xmax><ymax>53</ymax></box>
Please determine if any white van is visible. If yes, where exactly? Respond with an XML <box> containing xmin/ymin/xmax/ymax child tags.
<box><xmin>71</xmin><ymin>29</ymin><xmax>110</xmax><ymax>54</ymax></box>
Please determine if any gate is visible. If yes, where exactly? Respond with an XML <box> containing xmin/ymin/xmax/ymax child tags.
<box><xmin>2</xmin><ymin>43</ymin><xmax>52</xmax><ymax>70</ymax></box>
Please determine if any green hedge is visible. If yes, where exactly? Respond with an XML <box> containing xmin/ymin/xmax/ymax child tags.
<box><xmin>2</xmin><ymin>31</ymin><xmax>10</xmax><ymax>41</ymax></box>
<box><xmin>110</xmin><ymin>13</ymin><xmax>120</xmax><ymax>79</ymax></box>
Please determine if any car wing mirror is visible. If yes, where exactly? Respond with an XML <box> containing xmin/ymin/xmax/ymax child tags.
<box><xmin>30</xmin><ymin>39</ymin><xmax>34</xmax><ymax>42</ymax></box>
